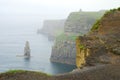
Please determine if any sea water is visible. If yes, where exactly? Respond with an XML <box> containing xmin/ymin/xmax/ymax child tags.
<box><xmin>0</xmin><ymin>15</ymin><xmax>76</xmax><ymax>75</ymax></box>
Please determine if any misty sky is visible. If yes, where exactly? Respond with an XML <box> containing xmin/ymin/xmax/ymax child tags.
<box><xmin>0</xmin><ymin>0</ymin><xmax>120</xmax><ymax>16</ymax></box>
<box><xmin>0</xmin><ymin>0</ymin><xmax>120</xmax><ymax>31</ymax></box>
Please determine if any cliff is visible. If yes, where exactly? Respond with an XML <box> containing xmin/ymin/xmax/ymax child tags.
<box><xmin>50</xmin><ymin>11</ymin><xmax>105</xmax><ymax>65</ymax></box>
<box><xmin>37</xmin><ymin>19</ymin><xmax>65</xmax><ymax>40</ymax></box>
<box><xmin>76</xmin><ymin>8</ymin><xmax>120</xmax><ymax>68</ymax></box>
<box><xmin>51</xmin><ymin>34</ymin><xmax>76</xmax><ymax>64</ymax></box>
<box><xmin>1</xmin><ymin>64</ymin><xmax>120</xmax><ymax>80</ymax></box>
<box><xmin>64</xmin><ymin>11</ymin><xmax>105</xmax><ymax>35</ymax></box>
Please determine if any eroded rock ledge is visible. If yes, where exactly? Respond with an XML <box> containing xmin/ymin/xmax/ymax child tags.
<box><xmin>76</xmin><ymin>9</ymin><xmax>120</xmax><ymax>68</ymax></box>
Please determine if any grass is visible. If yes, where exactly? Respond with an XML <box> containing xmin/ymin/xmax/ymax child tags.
<box><xmin>65</xmin><ymin>11</ymin><xmax>105</xmax><ymax>34</ymax></box>
<box><xmin>1</xmin><ymin>70</ymin><xmax>51</xmax><ymax>76</ymax></box>
<box><xmin>54</xmin><ymin>30</ymin><xmax>64</xmax><ymax>37</ymax></box>
<box><xmin>55</xmin><ymin>33</ymin><xmax>78</xmax><ymax>41</ymax></box>
<box><xmin>118</xmin><ymin>7</ymin><xmax>120</xmax><ymax>11</ymax></box>
<box><xmin>79</xmin><ymin>44</ymin><xmax>85</xmax><ymax>50</ymax></box>
<box><xmin>91</xmin><ymin>19</ymin><xmax>101</xmax><ymax>31</ymax></box>
<box><xmin>104</xmin><ymin>7</ymin><xmax>120</xmax><ymax>16</ymax></box>
<box><xmin>90</xmin><ymin>7</ymin><xmax>120</xmax><ymax>32</ymax></box>
<box><xmin>68</xmin><ymin>11</ymin><xmax>105</xmax><ymax>22</ymax></box>
<box><xmin>4</xmin><ymin>70</ymin><xmax>26</xmax><ymax>74</ymax></box>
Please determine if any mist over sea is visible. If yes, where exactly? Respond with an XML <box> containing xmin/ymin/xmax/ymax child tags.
<box><xmin>0</xmin><ymin>15</ymin><xmax>76</xmax><ymax>75</ymax></box>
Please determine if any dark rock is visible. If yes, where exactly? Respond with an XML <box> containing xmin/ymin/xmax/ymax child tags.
<box><xmin>24</xmin><ymin>41</ymin><xmax>30</xmax><ymax>57</ymax></box>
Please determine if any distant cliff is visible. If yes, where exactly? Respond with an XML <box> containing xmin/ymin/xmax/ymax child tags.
<box><xmin>37</xmin><ymin>19</ymin><xmax>65</xmax><ymax>40</ymax></box>
<box><xmin>50</xmin><ymin>11</ymin><xmax>105</xmax><ymax>65</ymax></box>
<box><xmin>64</xmin><ymin>11</ymin><xmax>105</xmax><ymax>35</ymax></box>
<box><xmin>76</xmin><ymin>8</ymin><xmax>120</xmax><ymax>68</ymax></box>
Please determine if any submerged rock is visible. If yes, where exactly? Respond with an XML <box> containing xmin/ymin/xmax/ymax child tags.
<box><xmin>24</xmin><ymin>41</ymin><xmax>31</xmax><ymax>57</ymax></box>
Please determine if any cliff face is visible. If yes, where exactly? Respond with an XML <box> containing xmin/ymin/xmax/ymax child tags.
<box><xmin>76</xmin><ymin>38</ymin><xmax>90</xmax><ymax>67</ymax></box>
<box><xmin>76</xmin><ymin>9</ymin><xmax>120</xmax><ymax>68</ymax></box>
<box><xmin>37</xmin><ymin>20</ymin><xmax>65</xmax><ymax>40</ymax></box>
<box><xmin>51</xmin><ymin>40</ymin><xmax>76</xmax><ymax>64</ymax></box>
<box><xmin>50</xmin><ymin>11</ymin><xmax>105</xmax><ymax>65</ymax></box>
<box><xmin>64</xmin><ymin>11</ymin><xmax>105</xmax><ymax>35</ymax></box>
<box><xmin>50</xmin><ymin>34</ymin><xmax>77</xmax><ymax>64</ymax></box>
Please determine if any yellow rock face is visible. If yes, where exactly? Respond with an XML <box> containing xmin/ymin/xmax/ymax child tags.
<box><xmin>76</xmin><ymin>37</ymin><xmax>90</xmax><ymax>68</ymax></box>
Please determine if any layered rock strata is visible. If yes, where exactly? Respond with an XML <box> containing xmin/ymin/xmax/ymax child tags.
<box><xmin>76</xmin><ymin>9</ymin><xmax>120</xmax><ymax>68</ymax></box>
<box><xmin>50</xmin><ymin>11</ymin><xmax>105</xmax><ymax>65</ymax></box>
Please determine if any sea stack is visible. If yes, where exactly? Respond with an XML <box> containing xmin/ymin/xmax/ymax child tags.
<box><xmin>24</xmin><ymin>41</ymin><xmax>31</xmax><ymax>57</ymax></box>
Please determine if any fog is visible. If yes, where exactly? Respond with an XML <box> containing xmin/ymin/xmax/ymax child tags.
<box><xmin>0</xmin><ymin>0</ymin><xmax>120</xmax><ymax>30</ymax></box>
<box><xmin>0</xmin><ymin>0</ymin><xmax>120</xmax><ymax>74</ymax></box>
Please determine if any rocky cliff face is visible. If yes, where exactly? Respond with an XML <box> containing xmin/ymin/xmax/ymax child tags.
<box><xmin>64</xmin><ymin>11</ymin><xmax>105</xmax><ymax>35</ymax></box>
<box><xmin>50</xmin><ymin>11</ymin><xmax>105</xmax><ymax>65</ymax></box>
<box><xmin>76</xmin><ymin>8</ymin><xmax>120</xmax><ymax>68</ymax></box>
<box><xmin>51</xmin><ymin>40</ymin><xmax>76</xmax><ymax>64</ymax></box>
<box><xmin>37</xmin><ymin>20</ymin><xmax>65</xmax><ymax>40</ymax></box>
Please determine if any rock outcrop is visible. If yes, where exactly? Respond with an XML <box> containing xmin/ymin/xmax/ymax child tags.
<box><xmin>50</xmin><ymin>11</ymin><xmax>105</xmax><ymax>65</ymax></box>
<box><xmin>76</xmin><ymin>38</ymin><xmax>90</xmax><ymax>68</ymax></box>
<box><xmin>37</xmin><ymin>20</ymin><xmax>65</xmax><ymax>40</ymax></box>
<box><xmin>51</xmin><ymin>39</ymin><xmax>76</xmax><ymax>65</ymax></box>
<box><xmin>24</xmin><ymin>41</ymin><xmax>31</xmax><ymax>57</ymax></box>
<box><xmin>76</xmin><ymin>8</ymin><xmax>120</xmax><ymax>68</ymax></box>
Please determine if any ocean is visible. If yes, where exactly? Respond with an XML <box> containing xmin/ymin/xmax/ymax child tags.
<box><xmin>0</xmin><ymin>15</ymin><xmax>76</xmax><ymax>75</ymax></box>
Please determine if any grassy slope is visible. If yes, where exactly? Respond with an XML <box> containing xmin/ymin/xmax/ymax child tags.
<box><xmin>68</xmin><ymin>11</ymin><xmax>105</xmax><ymax>20</ymax></box>
<box><xmin>57</xmin><ymin>11</ymin><xmax>105</xmax><ymax>41</ymax></box>
<box><xmin>0</xmin><ymin>70</ymin><xmax>51</xmax><ymax>80</ymax></box>
<box><xmin>91</xmin><ymin>7</ymin><xmax>120</xmax><ymax>31</ymax></box>
<box><xmin>0</xmin><ymin>64</ymin><xmax>120</xmax><ymax>80</ymax></box>
<box><xmin>55</xmin><ymin>33</ymin><xmax>77</xmax><ymax>41</ymax></box>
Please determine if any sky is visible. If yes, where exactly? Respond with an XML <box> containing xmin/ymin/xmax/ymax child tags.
<box><xmin>0</xmin><ymin>0</ymin><xmax>120</xmax><ymax>30</ymax></box>
<box><xmin>0</xmin><ymin>0</ymin><xmax>120</xmax><ymax>16</ymax></box>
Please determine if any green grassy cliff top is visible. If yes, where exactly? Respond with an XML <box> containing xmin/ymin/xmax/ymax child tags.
<box><xmin>67</xmin><ymin>11</ymin><xmax>105</xmax><ymax>21</ymax></box>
